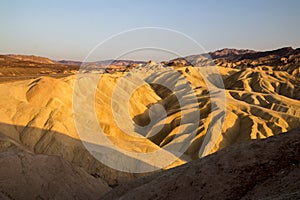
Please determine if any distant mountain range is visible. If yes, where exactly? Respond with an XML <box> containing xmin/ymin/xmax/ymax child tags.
<box><xmin>2</xmin><ymin>46</ymin><xmax>299</xmax><ymax>67</ymax></box>
<box><xmin>209</xmin><ymin>48</ymin><xmax>256</xmax><ymax>59</ymax></box>
<box><xmin>208</xmin><ymin>46</ymin><xmax>300</xmax><ymax>60</ymax></box>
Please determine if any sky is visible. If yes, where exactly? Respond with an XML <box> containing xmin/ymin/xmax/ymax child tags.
<box><xmin>0</xmin><ymin>0</ymin><xmax>300</xmax><ymax>61</ymax></box>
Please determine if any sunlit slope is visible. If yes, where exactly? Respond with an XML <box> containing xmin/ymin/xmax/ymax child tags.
<box><xmin>0</xmin><ymin>62</ymin><xmax>299</xmax><ymax>183</ymax></box>
<box><xmin>0</xmin><ymin>75</ymin><xmax>165</xmax><ymax>185</ymax></box>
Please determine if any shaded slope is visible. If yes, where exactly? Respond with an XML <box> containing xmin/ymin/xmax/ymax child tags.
<box><xmin>0</xmin><ymin>133</ymin><xmax>110</xmax><ymax>200</ymax></box>
<box><xmin>101</xmin><ymin>127</ymin><xmax>300</xmax><ymax>200</ymax></box>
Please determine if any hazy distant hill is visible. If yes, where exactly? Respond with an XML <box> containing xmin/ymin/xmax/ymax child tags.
<box><xmin>5</xmin><ymin>54</ymin><xmax>55</xmax><ymax>64</ymax></box>
<box><xmin>209</xmin><ymin>46</ymin><xmax>300</xmax><ymax>61</ymax></box>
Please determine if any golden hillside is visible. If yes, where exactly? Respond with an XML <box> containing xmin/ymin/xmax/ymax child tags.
<box><xmin>0</xmin><ymin>47</ymin><xmax>299</xmax><ymax>198</ymax></box>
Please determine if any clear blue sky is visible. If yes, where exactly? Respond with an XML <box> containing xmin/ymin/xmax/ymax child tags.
<box><xmin>0</xmin><ymin>0</ymin><xmax>300</xmax><ymax>61</ymax></box>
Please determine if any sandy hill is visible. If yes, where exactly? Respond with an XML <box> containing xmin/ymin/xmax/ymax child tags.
<box><xmin>0</xmin><ymin>47</ymin><xmax>299</xmax><ymax>199</ymax></box>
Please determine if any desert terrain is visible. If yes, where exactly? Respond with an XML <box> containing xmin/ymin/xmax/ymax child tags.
<box><xmin>0</xmin><ymin>47</ymin><xmax>299</xmax><ymax>199</ymax></box>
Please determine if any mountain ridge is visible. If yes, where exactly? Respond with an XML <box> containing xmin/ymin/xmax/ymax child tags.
<box><xmin>2</xmin><ymin>46</ymin><xmax>299</xmax><ymax>66</ymax></box>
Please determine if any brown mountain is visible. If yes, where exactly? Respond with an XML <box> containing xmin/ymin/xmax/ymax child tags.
<box><xmin>209</xmin><ymin>48</ymin><xmax>256</xmax><ymax>59</ymax></box>
<box><xmin>5</xmin><ymin>54</ymin><xmax>55</xmax><ymax>64</ymax></box>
